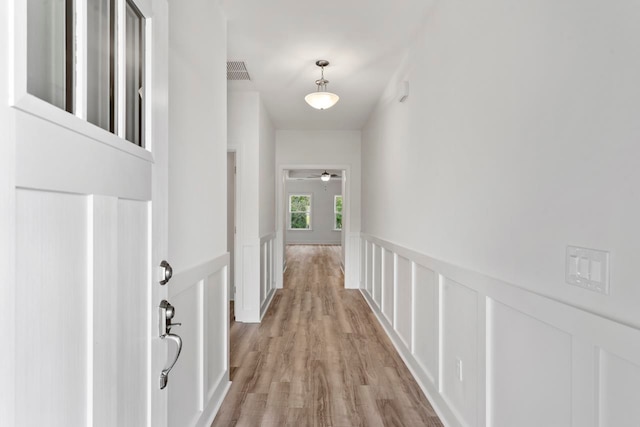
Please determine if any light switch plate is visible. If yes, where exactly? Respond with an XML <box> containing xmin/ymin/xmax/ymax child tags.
<box><xmin>566</xmin><ymin>246</ymin><xmax>610</xmax><ymax>295</ymax></box>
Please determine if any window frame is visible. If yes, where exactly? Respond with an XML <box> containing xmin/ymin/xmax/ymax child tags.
<box><xmin>333</xmin><ymin>194</ymin><xmax>343</xmax><ymax>231</ymax></box>
<box><xmin>288</xmin><ymin>193</ymin><xmax>312</xmax><ymax>231</ymax></box>
<box><xmin>13</xmin><ymin>0</ymin><xmax>153</xmax><ymax>160</ymax></box>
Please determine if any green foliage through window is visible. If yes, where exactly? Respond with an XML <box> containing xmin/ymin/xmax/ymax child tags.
<box><xmin>289</xmin><ymin>195</ymin><xmax>311</xmax><ymax>229</ymax></box>
<box><xmin>334</xmin><ymin>195</ymin><xmax>343</xmax><ymax>230</ymax></box>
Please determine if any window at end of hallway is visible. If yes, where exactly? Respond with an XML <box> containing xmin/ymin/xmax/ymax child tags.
<box><xmin>334</xmin><ymin>195</ymin><xmax>342</xmax><ymax>231</ymax></box>
<box><xmin>289</xmin><ymin>194</ymin><xmax>311</xmax><ymax>230</ymax></box>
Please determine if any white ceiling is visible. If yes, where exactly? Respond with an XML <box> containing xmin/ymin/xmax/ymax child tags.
<box><xmin>222</xmin><ymin>0</ymin><xmax>433</xmax><ymax>130</ymax></box>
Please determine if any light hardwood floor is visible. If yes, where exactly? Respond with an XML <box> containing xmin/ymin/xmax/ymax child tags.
<box><xmin>212</xmin><ymin>245</ymin><xmax>444</xmax><ymax>427</ymax></box>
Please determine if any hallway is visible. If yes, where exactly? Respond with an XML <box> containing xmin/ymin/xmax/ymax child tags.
<box><xmin>212</xmin><ymin>245</ymin><xmax>443</xmax><ymax>426</ymax></box>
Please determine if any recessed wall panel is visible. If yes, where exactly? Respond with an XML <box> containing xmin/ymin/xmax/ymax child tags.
<box><xmin>373</xmin><ymin>244</ymin><xmax>382</xmax><ymax>308</ymax></box>
<box><xmin>382</xmin><ymin>249</ymin><xmax>394</xmax><ymax>324</ymax></box>
<box><xmin>366</xmin><ymin>241</ymin><xmax>373</xmax><ymax>294</ymax></box>
<box><xmin>361</xmin><ymin>239</ymin><xmax>367</xmax><ymax>289</ymax></box>
<box><xmin>487</xmin><ymin>299</ymin><xmax>572</xmax><ymax>427</ymax></box>
<box><xmin>169</xmin><ymin>282</ymin><xmax>203</xmax><ymax>427</ymax></box>
<box><xmin>598</xmin><ymin>349</ymin><xmax>640</xmax><ymax>427</ymax></box>
<box><xmin>207</xmin><ymin>270</ymin><xmax>227</xmax><ymax>397</ymax></box>
<box><xmin>395</xmin><ymin>256</ymin><xmax>412</xmax><ymax>349</ymax></box>
<box><xmin>442</xmin><ymin>278</ymin><xmax>478</xmax><ymax>427</ymax></box>
<box><xmin>413</xmin><ymin>265</ymin><xmax>438</xmax><ymax>383</ymax></box>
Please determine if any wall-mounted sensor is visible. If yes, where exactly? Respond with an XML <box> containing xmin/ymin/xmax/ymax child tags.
<box><xmin>398</xmin><ymin>80</ymin><xmax>409</xmax><ymax>103</ymax></box>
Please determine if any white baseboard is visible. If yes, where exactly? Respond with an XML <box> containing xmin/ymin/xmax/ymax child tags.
<box><xmin>196</xmin><ymin>372</ymin><xmax>231</xmax><ymax>427</ymax></box>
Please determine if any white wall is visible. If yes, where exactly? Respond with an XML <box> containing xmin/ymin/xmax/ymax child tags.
<box><xmin>228</xmin><ymin>92</ymin><xmax>259</xmax><ymax>238</ymax></box>
<box><xmin>169</xmin><ymin>0</ymin><xmax>227</xmax><ymax>269</ymax></box>
<box><xmin>361</xmin><ymin>0</ymin><xmax>640</xmax><ymax>426</ymax></box>
<box><xmin>285</xmin><ymin>179</ymin><xmax>342</xmax><ymax>245</ymax></box>
<box><xmin>228</xmin><ymin>91</ymin><xmax>276</xmax><ymax>239</ymax></box>
<box><xmin>259</xmin><ymin>99</ymin><xmax>276</xmax><ymax>237</ymax></box>
<box><xmin>228</xmin><ymin>91</ymin><xmax>277</xmax><ymax>321</ymax></box>
<box><xmin>169</xmin><ymin>1</ymin><xmax>230</xmax><ymax>424</ymax></box>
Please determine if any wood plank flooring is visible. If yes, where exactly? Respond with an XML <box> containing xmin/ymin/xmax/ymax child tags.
<box><xmin>212</xmin><ymin>245</ymin><xmax>443</xmax><ymax>427</ymax></box>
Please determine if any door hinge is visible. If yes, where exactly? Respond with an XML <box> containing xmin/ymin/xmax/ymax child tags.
<box><xmin>234</xmin><ymin>166</ymin><xmax>237</xmax><ymax>174</ymax></box>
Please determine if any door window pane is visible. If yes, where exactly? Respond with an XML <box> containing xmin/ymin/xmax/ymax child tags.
<box><xmin>125</xmin><ymin>1</ymin><xmax>145</xmax><ymax>146</ymax></box>
<box><xmin>87</xmin><ymin>0</ymin><xmax>115</xmax><ymax>132</ymax></box>
<box><xmin>27</xmin><ymin>0</ymin><xmax>73</xmax><ymax>112</ymax></box>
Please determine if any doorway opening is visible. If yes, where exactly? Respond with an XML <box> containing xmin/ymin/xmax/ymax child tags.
<box><xmin>282</xmin><ymin>168</ymin><xmax>346</xmax><ymax>274</ymax></box>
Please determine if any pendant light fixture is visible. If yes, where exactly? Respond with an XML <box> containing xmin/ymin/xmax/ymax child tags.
<box><xmin>320</xmin><ymin>170</ymin><xmax>331</xmax><ymax>182</ymax></box>
<box><xmin>305</xmin><ymin>60</ymin><xmax>339</xmax><ymax>110</ymax></box>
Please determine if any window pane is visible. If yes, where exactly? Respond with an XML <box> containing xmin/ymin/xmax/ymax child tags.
<box><xmin>27</xmin><ymin>0</ymin><xmax>73</xmax><ymax>111</ymax></box>
<box><xmin>290</xmin><ymin>195</ymin><xmax>310</xmax><ymax>213</ymax></box>
<box><xmin>125</xmin><ymin>1</ymin><xmax>145</xmax><ymax>146</ymax></box>
<box><xmin>335</xmin><ymin>213</ymin><xmax>342</xmax><ymax>230</ymax></box>
<box><xmin>335</xmin><ymin>196</ymin><xmax>343</xmax><ymax>213</ymax></box>
<box><xmin>87</xmin><ymin>0</ymin><xmax>115</xmax><ymax>131</ymax></box>
<box><xmin>291</xmin><ymin>213</ymin><xmax>310</xmax><ymax>229</ymax></box>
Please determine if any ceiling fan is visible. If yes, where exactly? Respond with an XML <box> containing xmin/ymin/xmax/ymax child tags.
<box><xmin>309</xmin><ymin>170</ymin><xmax>340</xmax><ymax>182</ymax></box>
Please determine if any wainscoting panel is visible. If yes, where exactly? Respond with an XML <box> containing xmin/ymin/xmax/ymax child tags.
<box><xmin>169</xmin><ymin>282</ymin><xmax>203</xmax><ymax>427</ymax></box>
<box><xmin>345</xmin><ymin>232</ymin><xmax>361</xmax><ymax>289</ymax></box>
<box><xmin>382</xmin><ymin>248</ymin><xmax>395</xmax><ymax>325</ymax></box>
<box><xmin>394</xmin><ymin>255</ymin><xmax>412</xmax><ymax>349</ymax></box>
<box><xmin>441</xmin><ymin>278</ymin><xmax>478</xmax><ymax>427</ymax></box>
<box><xmin>206</xmin><ymin>270</ymin><xmax>227</xmax><ymax>402</ymax></box>
<box><xmin>168</xmin><ymin>254</ymin><xmax>230</xmax><ymax>427</ymax></box>
<box><xmin>487</xmin><ymin>299</ymin><xmax>572</xmax><ymax>427</ymax></box>
<box><xmin>260</xmin><ymin>233</ymin><xmax>277</xmax><ymax>319</ymax></box>
<box><xmin>358</xmin><ymin>233</ymin><xmax>640</xmax><ymax>427</ymax></box>
<box><xmin>373</xmin><ymin>244</ymin><xmax>382</xmax><ymax>308</ymax></box>
<box><xmin>598</xmin><ymin>349</ymin><xmax>640</xmax><ymax>427</ymax></box>
<box><xmin>413</xmin><ymin>264</ymin><xmax>438</xmax><ymax>385</ymax></box>
<box><xmin>365</xmin><ymin>241</ymin><xmax>373</xmax><ymax>294</ymax></box>
<box><xmin>240</xmin><ymin>243</ymin><xmax>260</xmax><ymax>321</ymax></box>
<box><xmin>261</xmin><ymin>244</ymin><xmax>266</xmax><ymax>304</ymax></box>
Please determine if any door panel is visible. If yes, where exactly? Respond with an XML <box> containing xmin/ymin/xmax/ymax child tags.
<box><xmin>15</xmin><ymin>189</ymin><xmax>153</xmax><ymax>426</ymax></box>
<box><xmin>16</xmin><ymin>190</ymin><xmax>89</xmax><ymax>426</ymax></box>
<box><xmin>117</xmin><ymin>199</ymin><xmax>150</xmax><ymax>426</ymax></box>
<box><xmin>92</xmin><ymin>195</ymin><xmax>118</xmax><ymax>426</ymax></box>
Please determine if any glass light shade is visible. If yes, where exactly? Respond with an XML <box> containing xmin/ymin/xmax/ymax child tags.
<box><xmin>305</xmin><ymin>91</ymin><xmax>339</xmax><ymax>110</ymax></box>
<box><xmin>321</xmin><ymin>172</ymin><xmax>331</xmax><ymax>182</ymax></box>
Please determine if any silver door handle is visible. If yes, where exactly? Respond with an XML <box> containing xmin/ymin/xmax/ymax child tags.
<box><xmin>159</xmin><ymin>300</ymin><xmax>183</xmax><ymax>389</ymax></box>
<box><xmin>160</xmin><ymin>333</ymin><xmax>182</xmax><ymax>390</ymax></box>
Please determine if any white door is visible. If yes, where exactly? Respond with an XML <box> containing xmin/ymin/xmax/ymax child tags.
<box><xmin>9</xmin><ymin>0</ymin><xmax>171</xmax><ymax>425</ymax></box>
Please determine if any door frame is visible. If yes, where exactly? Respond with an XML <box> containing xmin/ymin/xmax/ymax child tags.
<box><xmin>276</xmin><ymin>163</ymin><xmax>353</xmax><ymax>289</ymax></box>
<box><xmin>226</xmin><ymin>149</ymin><xmax>237</xmax><ymax>303</ymax></box>
<box><xmin>227</xmin><ymin>144</ymin><xmax>242</xmax><ymax>308</ymax></box>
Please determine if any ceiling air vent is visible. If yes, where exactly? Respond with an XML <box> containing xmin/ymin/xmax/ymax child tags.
<box><xmin>227</xmin><ymin>61</ymin><xmax>251</xmax><ymax>80</ymax></box>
